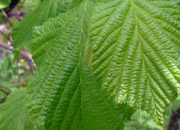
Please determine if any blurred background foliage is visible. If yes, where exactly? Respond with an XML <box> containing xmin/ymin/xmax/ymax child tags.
<box><xmin>0</xmin><ymin>0</ymin><xmax>180</xmax><ymax>130</ymax></box>
<box><xmin>0</xmin><ymin>0</ymin><xmax>40</xmax><ymax>103</ymax></box>
<box><xmin>125</xmin><ymin>96</ymin><xmax>180</xmax><ymax>130</ymax></box>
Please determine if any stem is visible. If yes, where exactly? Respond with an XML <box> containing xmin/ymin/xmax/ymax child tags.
<box><xmin>0</xmin><ymin>89</ymin><xmax>9</xmax><ymax>95</ymax></box>
<box><xmin>0</xmin><ymin>98</ymin><xmax>6</xmax><ymax>104</ymax></box>
<box><xmin>0</xmin><ymin>30</ymin><xmax>12</xmax><ymax>43</ymax></box>
<box><xmin>25</xmin><ymin>57</ymin><xmax>34</xmax><ymax>76</ymax></box>
<box><xmin>1</xmin><ymin>10</ymin><xmax>13</xmax><ymax>28</ymax></box>
<box><xmin>0</xmin><ymin>41</ymin><xmax>36</xmax><ymax>68</ymax></box>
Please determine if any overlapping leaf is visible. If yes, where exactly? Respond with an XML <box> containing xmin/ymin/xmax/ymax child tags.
<box><xmin>26</xmin><ymin>1</ymin><xmax>134</xmax><ymax>130</ymax></box>
<box><xmin>89</xmin><ymin>0</ymin><xmax>180</xmax><ymax>125</ymax></box>
<box><xmin>30</xmin><ymin>0</ymin><xmax>84</xmax><ymax>67</ymax></box>
<box><xmin>10</xmin><ymin>0</ymin><xmax>180</xmax><ymax>128</ymax></box>
<box><xmin>11</xmin><ymin>0</ymin><xmax>75</xmax><ymax>50</ymax></box>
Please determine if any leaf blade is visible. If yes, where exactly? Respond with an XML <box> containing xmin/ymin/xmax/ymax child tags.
<box><xmin>27</xmin><ymin>1</ymin><xmax>134</xmax><ymax>130</ymax></box>
<box><xmin>0</xmin><ymin>89</ymin><xmax>43</xmax><ymax>130</ymax></box>
<box><xmin>12</xmin><ymin>0</ymin><xmax>74</xmax><ymax>50</ymax></box>
<box><xmin>89</xmin><ymin>0</ymin><xmax>180</xmax><ymax>125</ymax></box>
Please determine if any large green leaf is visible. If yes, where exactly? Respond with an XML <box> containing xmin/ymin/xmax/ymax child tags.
<box><xmin>27</xmin><ymin>1</ymin><xmax>134</xmax><ymax>130</ymax></box>
<box><xmin>0</xmin><ymin>88</ymin><xmax>44</xmax><ymax>130</ymax></box>
<box><xmin>10</xmin><ymin>0</ymin><xmax>180</xmax><ymax>128</ymax></box>
<box><xmin>0</xmin><ymin>0</ymin><xmax>11</xmax><ymax>9</ymax></box>
<box><xmin>89</xmin><ymin>0</ymin><xmax>180</xmax><ymax>125</ymax></box>
<box><xmin>12</xmin><ymin>0</ymin><xmax>74</xmax><ymax>50</ymax></box>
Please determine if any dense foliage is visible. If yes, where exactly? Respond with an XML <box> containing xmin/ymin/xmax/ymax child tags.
<box><xmin>1</xmin><ymin>0</ymin><xmax>180</xmax><ymax>130</ymax></box>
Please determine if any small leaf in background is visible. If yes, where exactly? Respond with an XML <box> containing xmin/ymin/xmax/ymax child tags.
<box><xmin>125</xmin><ymin>110</ymin><xmax>163</xmax><ymax>130</ymax></box>
<box><xmin>0</xmin><ymin>0</ymin><xmax>11</xmax><ymax>9</ymax></box>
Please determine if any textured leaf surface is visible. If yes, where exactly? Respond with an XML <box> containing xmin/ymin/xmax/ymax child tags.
<box><xmin>30</xmin><ymin>0</ymin><xmax>84</xmax><ymax>67</ymax></box>
<box><xmin>12</xmin><ymin>0</ymin><xmax>74</xmax><ymax>49</ymax></box>
<box><xmin>90</xmin><ymin>0</ymin><xmax>180</xmax><ymax>125</ymax></box>
<box><xmin>0</xmin><ymin>88</ymin><xmax>44</xmax><ymax>130</ymax></box>
<box><xmin>171</xmin><ymin>0</ymin><xmax>180</xmax><ymax>7</ymax></box>
<box><xmin>27</xmin><ymin>1</ymin><xmax>134</xmax><ymax>130</ymax></box>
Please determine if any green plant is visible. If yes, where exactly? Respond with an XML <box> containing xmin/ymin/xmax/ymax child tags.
<box><xmin>0</xmin><ymin>88</ymin><xmax>45</xmax><ymax>130</ymax></box>
<box><xmin>0</xmin><ymin>0</ymin><xmax>11</xmax><ymax>9</ymax></box>
<box><xmin>1</xmin><ymin>0</ymin><xmax>180</xmax><ymax>130</ymax></box>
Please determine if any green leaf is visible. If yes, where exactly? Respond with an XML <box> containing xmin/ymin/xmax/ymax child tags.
<box><xmin>30</xmin><ymin>0</ymin><xmax>84</xmax><ymax>67</ymax></box>
<box><xmin>124</xmin><ymin>110</ymin><xmax>163</xmax><ymax>130</ymax></box>
<box><xmin>27</xmin><ymin>1</ymin><xmax>134</xmax><ymax>130</ymax></box>
<box><xmin>12</xmin><ymin>0</ymin><xmax>74</xmax><ymax>50</ymax></box>
<box><xmin>0</xmin><ymin>0</ymin><xmax>11</xmax><ymax>9</ymax></box>
<box><xmin>171</xmin><ymin>0</ymin><xmax>180</xmax><ymax>3</ymax></box>
<box><xmin>89</xmin><ymin>0</ymin><xmax>180</xmax><ymax>125</ymax></box>
<box><xmin>0</xmin><ymin>13</ymin><xmax>3</xmax><ymax>22</ymax></box>
<box><xmin>171</xmin><ymin>0</ymin><xmax>180</xmax><ymax>7</ymax></box>
<box><xmin>11</xmin><ymin>0</ymin><xmax>180</xmax><ymax>128</ymax></box>
<box><xmin>0</xmin><ymin>88</ymin><xmax>41</xmax><ymax>130</ymax></box>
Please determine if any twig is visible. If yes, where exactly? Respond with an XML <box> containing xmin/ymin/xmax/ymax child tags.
<box><xmin>0</xmin><ymin>30</ymin><xmax>12</xmax><ymax>43</ymax></box>
<box><xmin>0</xmin><ymin>98</ymin><xmax>6</xmax><ymax>104</ymax></box>
<box><xmin>22</xmin><ymin>47</ymin><xmax>35</xmax><ymax>76</ymax></box>
<box><xmin>0</xmin><ymin>41</ymin><xmax>36</xmax><ymax>68</ymax></box>
<box><xmin>25</xmin><ymin>57</ymin><xmax>34</xmax><ymax>76</ymax></box>
<box><xmin>1</xmin><ymin>10</ymin><xmax>13</xmax><ymax>28</ymax></box>
<box><xmin>0</xmin><ymin>89</ymin><xmax>9</xmax><ymax>95</ymax></box>
<box><xmin>16</xmin><ymin>58</ymin><xmax>20</xmax><ymax>83</ymax></box>
<box><xmin>3</xmin><ymin>0</ymin><xmax>21</xmax><ymax>14</ymax></box>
